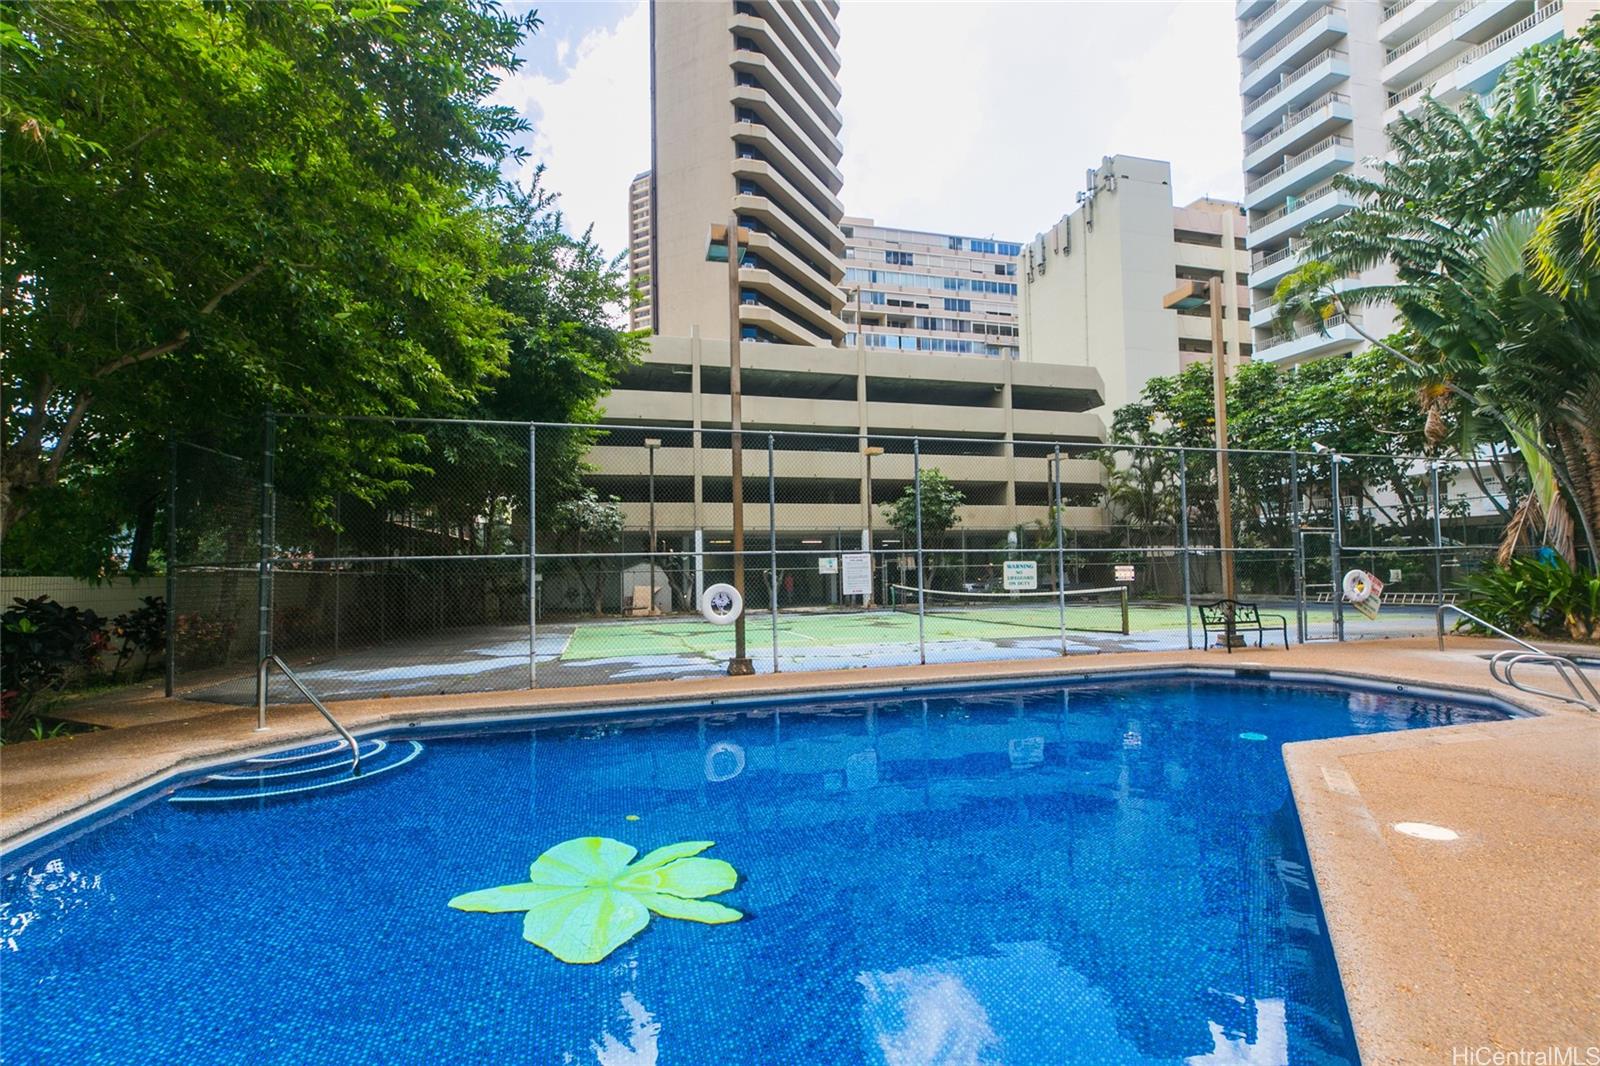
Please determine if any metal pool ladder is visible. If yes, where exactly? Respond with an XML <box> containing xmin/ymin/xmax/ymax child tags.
<box><xmin>1436</xmin><ymin>605</ymin><xmax>1600</xmax><ymax>712</ymax></box>
<box><xmin>257</xmin><ymin>655</ymin><xmax>363</xmax><ymax>773</ymax></box>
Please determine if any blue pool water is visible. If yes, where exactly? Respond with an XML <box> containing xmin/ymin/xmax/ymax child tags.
<box><xmin>2</xmin><ymin>677</ymin><xmax>1514</xmax><ymax>1065</ymax></box>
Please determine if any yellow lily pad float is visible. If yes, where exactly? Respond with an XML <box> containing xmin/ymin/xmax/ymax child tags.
<box><xmin>449</xmin><ymin>837</ymin><xmax>742</xmax><ymax>964</ymax></box>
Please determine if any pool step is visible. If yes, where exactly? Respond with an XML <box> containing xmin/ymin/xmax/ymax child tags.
<box><xmin>169</xmin><ymin>739</ymin><xmax>423</xmax><ymax>805</ymax></box>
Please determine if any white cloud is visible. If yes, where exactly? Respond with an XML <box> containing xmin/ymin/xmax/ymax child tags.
<box><xmin>492</xmin><ymin>2</ymin><xmax>650</xmax><ymax>263</ymax></box>
<box><xmin>838</xmin><ymin>0</ymin><xmax>1243</xmax><ymax>240</ymax></box>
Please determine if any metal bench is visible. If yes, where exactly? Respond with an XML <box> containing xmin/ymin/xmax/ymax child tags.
<box><xmin>1198</xmin><ymin>599</ymin><xmax>1289</xmax><ymax>652</ymax></box>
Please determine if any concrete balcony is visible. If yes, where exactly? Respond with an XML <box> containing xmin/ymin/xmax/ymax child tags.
<box><xmin>1239</xmin><ymin>7</ymin><xmax>1349</xmax><ymax>98</ymax></box>
<box><xmin>731</xmin><ymin>153</ymin><xmax>844</xmax><ymax>250</ymax></box>
<box><xmin>738</xmin><ymin>266</ymin><xmax>845</xmax><ymax>338</ymax></box>
<box><xmin>731</xmin><ymin>52</ymin><xmax>843</xmax><ymax>159</ymax></box>
<box><xmin>1238</xmin><ymin>0</ymin><xmax>1326</xmax><ymax>59</ymax></box>
<box><xmin>1246</xmin><ymin>183</ymin><xmax>1356</xmax><ymax>247</ymax></box>
<box><xmin>1244</xmin><ymin>135</ymin><xmax>1354</xmax><ymax>210</ymax></box>
<box><xmin>731</xmin><ymin>85</ymin><xmax>844</xmax><ymax>190</ymax></box>
<box><xmin>1241</xmin><ymin>240</ymin><xmax>1305</xmax><ymax>288</ymax></box>
<box><xmin>1242</xmin><ymin>90</ymin><xmax>1353</xmax><ymax>172</ymax></box>
<box><xmin>1382</xmin><ymin>13</ymin><xmax>1469</xmax><ymax>85</ymax></box>
<box><xmin>1452</xmin><ymin>0</ymin><xmax>1535</xmax><ymax>45</ymax></box>
<box><xmin>739</xmin><ymin>302</ymin><xmax>834</xmax><ymax>347</ymax></box>
<box><xmin>1255</xmin><ymin>313</ymin><xmax>1363</xmax><ymax>363</ymax></box>
<box><xmin>733</xmin><ymin>192</ymin><xmax>843</xmax><ymax>278</ymax></box>
<box><xmin>1241</xmin><ymin>47</ymin><xmax>1351</xmax><ymax>134</ymax></box>
<box><xmin>743</xmin><ymin>231</ymin><xmax>842</xmax><ymax>308</ymax></box>
<box><xmin>1239</xmin><ymin>0</ymin><xmax>1275</xmax><ymax>19</ymax></box>
<box><xmin>742</xmin><ymin>1</ymin><xmax>839</xmax><ymax>105</ymax></box>
<box><xmin>1380</xmin><ymin>0</ymin><xmax>1454</xmax><ymax>43</ymax></box>
<box><xmin>1455</xmin><ymin>0</ymin><xmax>1564</xmax><ymax>95</ymax></box>
<box><xmin>729</xmin><ymin>13</ymin><xmax>841</xmax><ymax>126</ymax></box>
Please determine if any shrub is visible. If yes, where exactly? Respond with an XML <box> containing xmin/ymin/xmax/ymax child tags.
<box><xmin>1</xmin><ymin>597</ymin><xmax>108</xmax><ymax>741</ymax></box>
<box><xmin>1458</xmin><ymin>556</ymin><xmax>1600</xmax><ymax>642</ymax></box>
<box><xmin>110</xmin><ymin>597</ymin><xmax>168</xmax><ymax>681</ymax></box>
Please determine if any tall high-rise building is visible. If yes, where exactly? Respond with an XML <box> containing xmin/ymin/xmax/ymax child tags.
<box><xmin>1016</xmin><ymin>156</ymin><xmax>1254</xmax><ymax>417</ymax></box>
<box><xmin>649</xmin><ymin>0</ymin><xmax>847</xmax><ymax>346</ymax></box>
<box><xmin>627</xmin><ymin>170</ymin><xmax>654</xmax><ymax>332</ymax></box>
<box><xmin>841</xmin><ymin>218</ymin><xmax>1023</xmax><ymax>358</ymax></box>
<box><xmin>1238</xmin><ymin>0</ymin><xmax>1597</xmax><ymax>364</ymax></box>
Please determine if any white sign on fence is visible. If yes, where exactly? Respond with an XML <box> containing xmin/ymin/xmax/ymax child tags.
<box><xmin>841</xmin><ymin>552</ymin><xmax>873</xmax><ymax>596</ymax></box>
<box><xmin>1003</xmin><ymin>560</ymin><xmax>1038</xmax><ymax>591</ymax></box>
<box><xmin>818</xmin><ymin>557</ymin><xmax>839</xmax><ymax>575</ymax></box>
<box><xmin>1114</xmin><ymin>564</ymin><xmax>1136</xmax><ymax>583</ymax></box>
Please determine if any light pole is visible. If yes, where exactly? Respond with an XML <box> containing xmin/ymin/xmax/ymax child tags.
<box><xmin>645</xmin><ymin>436</ymin><xmax>661</xmax><ymax>613</ymax></box>
<box><xmin>1163</xmin><ymin>275</ymin><xmax>1241</xmax><ymax>646</ymax></box>
<box><xmin>707</xmin><ymin>217</ymin><xmax>754</xmax><ymax>674</ymax></box>
<box><xmin>863</xmin><ymin>444</ymin><xmax>884</xmax><ymax>608</ymax></box>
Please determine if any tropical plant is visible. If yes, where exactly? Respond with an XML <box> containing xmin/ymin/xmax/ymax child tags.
<box><xmin>449</xmin><ymin>837</ymin><xmax>742</xmax><ymax>964</ymax></box>
<box><xmin>552</xmin><ymin>489</ymin><xmax>624</xmax><ymax>614</ymax></box>
<box><xmin>109</xmin><ymin>597</ymin><xmax>167</xmax><ymax>682</ymax></box>
<box><xmin>1458</xmin><ymin>556</ymin><xmax>1600</xmax><ymax>642</ymax></box>
<box><xmin>1</xmin><ymin>596</ymin><xmax>108</xmax><ymax>741</ymax></box>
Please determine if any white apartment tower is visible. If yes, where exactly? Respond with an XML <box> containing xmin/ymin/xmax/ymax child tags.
<box><xmin>1237</xmin><ymin>0</ymin><xmax>1596</xmax><ymax>364</ymax></box>
<box><xmin>627</xmin><ymin>170</ymin><xmax>654</xmax><ymax>332</ymax></box>
<box><xmin>649</xmin><ymin>0</ymin><xmax>847</xmax><ymax>346</ymax></box>
<box><xmin>841</xmin><ymin>219</ymin><xmax>1022</xmax><ymax>358</ymax></box>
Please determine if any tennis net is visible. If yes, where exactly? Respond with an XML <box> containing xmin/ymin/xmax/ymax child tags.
<box><xmin>890</xmin><ymin>585</ymin><xmax>1130</xmax><ymax>636</ymax></box>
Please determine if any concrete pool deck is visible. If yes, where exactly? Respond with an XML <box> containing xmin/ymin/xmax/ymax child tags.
<box><xmin>2</xmin><ymin>638</ymin><xmax>1595</xmax><ymax>1063</ymax></box>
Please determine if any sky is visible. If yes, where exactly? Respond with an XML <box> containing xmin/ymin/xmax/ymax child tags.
<box><xmin>492</xmin><ymin>1</ymin><xmax>1246</xmax><ymax>266</ymax></box>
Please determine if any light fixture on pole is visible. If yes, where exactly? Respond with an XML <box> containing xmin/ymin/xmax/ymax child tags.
<box><xmin>644</xmin><ymin>437</ymin><xmax>661</xmax><ymax>612</ymax></box>
<box><xmin>706</xmin><ymin>219</ymin><xmax>755</xmax><ymax>674</ymax></box>
<box><xmin>863</xmin><ymin>444</ymin><xmax>884</xmax><ymax>608</ymax></box>
<box><xmin>1163</xmin><ymin>275</ymin><xmax>1242</xmax><ymax>646</ymax></box>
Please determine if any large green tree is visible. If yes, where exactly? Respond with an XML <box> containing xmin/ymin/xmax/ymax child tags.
<box><xmin>2</xmin><ymin>0</ymin><xmax>640</xmax><ymax>577</ymax></box>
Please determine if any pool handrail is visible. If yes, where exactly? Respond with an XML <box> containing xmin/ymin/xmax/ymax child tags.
<box><xmin>1435</xmin><ymin>603</ymin><xmax>1541</xmax><ymax>654</ymax></box>
<box><xmin>1438</xmin><ymin>605</ymin><xmax>1598</xmax><ymax>712</ymax></box>
<box><xmin>1498</xmin><ymin>651</ymin><xmax>1600</xmax><ymax>712</ymax></box>
<box><xmin>257</xmin><ymin>655</ymin><xmax>363</xmax><ymax>774</ymax></box>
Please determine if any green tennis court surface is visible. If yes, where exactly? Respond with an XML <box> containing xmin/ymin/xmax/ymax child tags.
<box><xmin>561</xmin><ymin>603</ymin><xmax>1186</xmax><ymax>661</ymax></box>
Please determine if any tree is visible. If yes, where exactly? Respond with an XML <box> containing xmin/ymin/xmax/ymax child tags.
<box><xmin>551</xmin><ymin>489</ymin><xmax>623</xmax><ymax>615</ymax></box>
<box><xmin>2</xmin><ymin>1</ymin><xmax>642</xmax><ymax>579</ymax></box>
<box><xmin>883</xmin><ymin>469</ymin><xmax>965</xmax><ymax>541</ymax></box>
<box><xmin>1272</xmin><ymin>23</ymin><xmax>1600</xmax><ymax>564</ymax></box>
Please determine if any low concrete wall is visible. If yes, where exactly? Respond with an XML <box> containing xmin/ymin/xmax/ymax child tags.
<box><xmin>1</xmin><ymin>576</ymin><xmax>164</xmax><ymax>620</ymax></box>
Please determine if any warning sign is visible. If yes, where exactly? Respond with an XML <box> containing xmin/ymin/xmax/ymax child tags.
<box><xmin>1003</xmin><ymin>560</ymin><xmax>1038</xmax><ymax>591</ymax></box>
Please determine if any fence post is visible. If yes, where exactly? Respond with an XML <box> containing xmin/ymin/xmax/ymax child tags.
<box><xmin>165</xmin><ymin>437</ymin><xmax>178</xmax><ymax>697</ymax></box>
<box><xmin>1053</xmin><ymin>446</ymin><xmax>1067</xmax><ymax>656</ymax></box>
<box><xmin>913</xmin><ymin>437</ymin><xmax>926</xmax><ymax>665</ymax></box>
<box><xmin>1330</xmin><ymin>452</ymin><xmax>1344</xmax><ymax>642</ymax></box>
<box><xmin>768</xmin><ymin>434</ymin><xmax>779</xmax><ymax>673</ymax></box>
<box><xmin>1430</xmin><ymin>460</ymin><xmax>1444</xmax><ymax>607</ymax></box>
<box><xmin>333</xmin><ymin>493</ymin><xmax>342</xmax><ymax>658</ymax></box>
<box><xmin>256</xmin><ymin>412</ymin><xmax>276</xmax><ymax>719</ymax></box>
<box><xmin>528</xmin><ymin>423</ymin><xmax>538</xmax><ymax>689</ymax></box>
<box><xmin>1178</xmin><ymin>446</ymin><xmax>1193</xmax><ymax>650</ymax></box>
<box><xmin>1290</xmin><ymin>451</ymin><xmax>1306</xmax><ymax>644</ymax></box>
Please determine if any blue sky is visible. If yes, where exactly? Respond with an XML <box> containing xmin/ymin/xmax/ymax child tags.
<box><xmin>494</xmin><ymin>1</ymin><xmax>1246</xmax><ymax>266</ymax></box>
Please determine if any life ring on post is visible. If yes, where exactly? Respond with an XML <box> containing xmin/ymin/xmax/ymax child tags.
<box><xmin>700</xmin><ymin>583</ymin><xmax>743</xmax><ymax>624</ymax></box>
<box><xmin>1342</xmin><ymin>569</ymin><xmax>1372</xmax><ymax>604</ymax></box>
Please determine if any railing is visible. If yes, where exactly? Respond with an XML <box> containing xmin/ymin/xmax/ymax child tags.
<box><xmin>1381</xmin><ymin>0</ymin><xmax>1416</xmax><ymax>21</ymax></box>
<box><xmin>1437</xmin><ymin>604</ymin><xmax>1598</xmax><ymax>711</ymax></box>
<box><xmin>1252</xmin><ymin>241</ymin><xmax>1302</xmax><ymax>270</ymax></box>
<box><xmin>1246</xmin><ymin>47</ymin><xmax>1348</xmax><ymax>115</ymax></box>
<box><xmin>1242</xmin><ymin>3</ymin><xmax>1333</xmax><ymax>78</ymax></box>
<box><xmin>1244</xmin><ymin>90</ymin><xmax>1350</xmax><ymax>155</ymax></box>
<box><xmin>1266</xmin><ymin>312</ymin><xmax>1349</xmax><ymax>345</ymax></box>
<box><xmin>1253</xmin><ymin>180</ymin><xmax>1341</xmax><ymax>227</ymax></box>
<box><xmin>1246</xmin><ymin>135</ymin><xmax>1351</xmax><ymax>193</ymax></box>
<box><xmin>1458</xmin><ymin>1</ymin><xmax>1562</xmax><ymax>68</ymax></box>
<box><xmin>258</xmin><ymin>654</ymin><xmax>363</xmax><ymax>773</ymax></box>
<box><xmin>1241</xmin><ymin>0</ymin><xmax>1300</xmax><ymax>38</ymax></box>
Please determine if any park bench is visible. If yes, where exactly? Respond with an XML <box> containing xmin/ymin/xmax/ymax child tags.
<box><xmin>1199</xmin><ymin>599</ymin><xmax>1289</xmax><ymax>652</ymax></box>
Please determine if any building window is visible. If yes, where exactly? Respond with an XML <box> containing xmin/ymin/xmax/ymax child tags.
<box><xmin>948</xmin><ymin>236</ymin><xmax>963</xmax><ymax>251</ymax></box>
<box><xmin>943</xmin><ymin>298</ymin><xmax>970</xmax><ymax>312</ymax></box>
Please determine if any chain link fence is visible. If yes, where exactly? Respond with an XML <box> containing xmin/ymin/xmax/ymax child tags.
<box><xmin>167</xmin><ymin>415</ymin><xmax>1519</xmax><ymax>703</ymax></box>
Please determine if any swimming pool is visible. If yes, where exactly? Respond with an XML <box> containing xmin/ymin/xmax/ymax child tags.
<box><xmin>2</xmin><ymin>675</ymin><xmax>1516</xmax><ymax>1064</ymax></box>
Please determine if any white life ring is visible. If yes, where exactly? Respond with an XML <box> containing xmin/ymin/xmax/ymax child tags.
<box><xmin>704</xmin><ymin>741</ymin><xmax>746</xmax><ymax>782</ymax></box>
<box><xmin>1342</xmin><ymin>569</ymin><xmax>1373</xmax><ymax>604</ymax></box>
<box><xmin>700</xmin><ymin>583</ymin><xmax>743</xmax><ymax>624</ymax></box>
